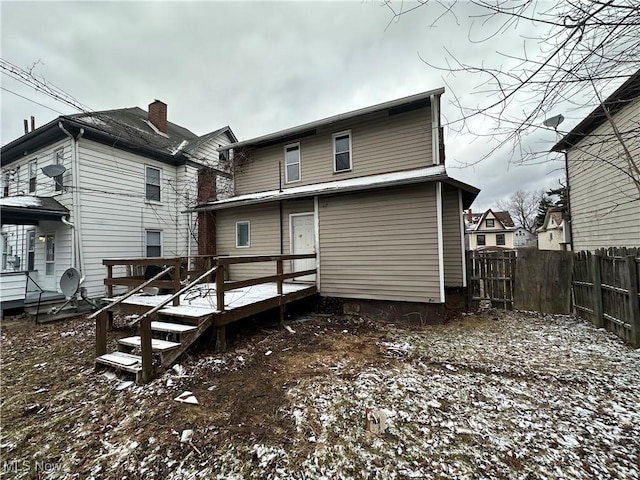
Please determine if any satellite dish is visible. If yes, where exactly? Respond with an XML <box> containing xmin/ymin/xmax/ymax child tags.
<box><xmin>543</xmin><ymin>114</ymin><xmax>565</xmax><ymax>129</ymax></box>
<box><xmin>41</xmin><ymin>164</ymin><xmax>66</xmax><ymax>178</ymax></box>
<box><xmin>60</xmin><ymin>268</ymin><xmax>81</xmax><ymax>298</ymax></box>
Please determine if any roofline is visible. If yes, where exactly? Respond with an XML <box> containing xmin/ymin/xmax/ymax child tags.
<box><xmin>219</xmin><ymin>88</ymin><xmax>445</xmax><ymax>151</ymax></box>
<box><xmin>552</xmin><ymin>69</ymin><xmax>640</xmax><ymax>152</ymax></box>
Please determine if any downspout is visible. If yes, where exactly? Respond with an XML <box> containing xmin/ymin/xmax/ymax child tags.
<box><xmin>58</xmin><ymin>123</ymin><xmax>86</xmax><ymax>283</ymax></box>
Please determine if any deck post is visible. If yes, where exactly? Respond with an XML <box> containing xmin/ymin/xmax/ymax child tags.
<box><xmin>216</xmin><ymin>263</ymin><xmax>225</xmax><ymax>312</ymax></box>
<box><xmin>216</xmin><ymin>326</ymin><xmax>227</xmax><ymax>352</ymax></box>
<box><xmin>172</xmin><ymin>259</ymin><xmax>181</xmax><ymax>306</ymax></box>
<box><xmin>106</xmin><ymin>265</ymin><xmax>113</xmax><ymax>297</ymax></box>
<box><xmin>140</xmin><ymin>317</ymin><xmax>153</xmax><ymax>383</ymax></box>
<box><xmin>277</xmin><ymin>259</ymin><xmax>284</xmax><ymax>329</ymax></box>
<box><xmin>96</xmin><ymin>311</ymin><xmax>108</xmax><ymax>357</ymax></box>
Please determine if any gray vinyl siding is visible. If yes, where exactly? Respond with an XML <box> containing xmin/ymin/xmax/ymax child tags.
<box><xmin>318</xmin><ymin>184</ymin><xmax>441</xmax><ymax>303</ymax></box>
<box><xmin>235</xmin><ymin>106</ymin><xmax>433</xmax><ymax>195</ymax></box>
<box><xmin>441</xmin><ymin>184</ymin><xmax>464</xmax><ymax>287</ymax></box>
<box><xmin>568</xmin><ymin>97</ymin><xmax>640</xmax><ymax>251</ymax></box>
<box><xmin>215</xmin><ymin>198</ymin><xmax>315</xmax><ymax>280</ymax></box>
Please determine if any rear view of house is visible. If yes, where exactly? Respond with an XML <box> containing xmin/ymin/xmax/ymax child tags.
<box><xmin>194</xmin><ymin>89</ymin><xmax>480</xmax><ymax>320</ymax></box>
<box><xmin>1</xmin><ymin>101</ymin><xmax>235</xmax><ymax>313</ymax></box>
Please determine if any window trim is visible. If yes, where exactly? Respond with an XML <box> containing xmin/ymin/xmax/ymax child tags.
<box><xmin>284</xmin><ymin>143</ymin><xmax>301</xmax><ymax>184</ymax></box>
<box><xmin>54</xmin><ymin>149</ymin><xmax>64</xmax><ymax>191</ymax></box>
<box><xmin>477</xmin><ymin>234</ymin><xmax>486</xmax><ymax>246</ymax></box>
<box><xmin>332</xmin><ymin>130</ymin><xmax>352</xmax><ymax>173</ymax></box>
<box><xmin>236</xmin><ymin>221</ymin><xmax>250</xmax><ymax>248</ymax></box>
<box><xmin>145</xmin><ymin>165</ymin><xmax>162</xmax><ymax>203</ymax></box>
<box><xmin>485</xmin><ymin>218</ymin><xmax>495</xmax><ymax>228</ymax></box>
<box><xmin>27</xmin><ymin>230</ymin><xmax>36</xmax><ymax>271</ymax></box>
<box><xmin>496</xmin><ymin>233</ymin><xmax>505</xmax><ymax>246</ymax></box>
<box><xmin>145</xmin><ymin>230</ymin><xmax>162</xmax><ymax>257</ymax></box>
<box><xmin>45</xmin><ymin>234</ymin><xmax>55</xmax><ymax>275</ymax></box>
<box><xmin>29</xmin><ymin>159</ymin><xmax>37</xmax><ymax>193</ymax></box>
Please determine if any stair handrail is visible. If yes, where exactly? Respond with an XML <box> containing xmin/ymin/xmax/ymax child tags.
<box><xmin>88</xmin><ymin>265</ymin><xmax>175</xmax><ymax>320</ymax></box>
<box><xmin>128</xmin><ymin>265</ymin><xmax>219</xmax><ymax>327</ymax></box>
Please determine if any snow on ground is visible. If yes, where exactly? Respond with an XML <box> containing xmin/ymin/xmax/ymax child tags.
<box><xmin>1</xmin><ymin>310</ymin><xmax>638</xmax><ymax>479</ymax></box>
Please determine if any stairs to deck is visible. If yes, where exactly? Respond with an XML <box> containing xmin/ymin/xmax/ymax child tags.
<box><xmin>95</xmin><ymin>312</ymin><xmax>212</xmax><ymax>382</ymax></box>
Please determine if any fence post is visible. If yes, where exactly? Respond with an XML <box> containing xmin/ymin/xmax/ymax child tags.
<box><xmin>626</xmin><ymin>256</ymin><xmax>640</xmax><ymax>347</ymax></box>
<box><xmin>592</xmin><ymin>253</ymin><xmax>604</xmax><ymax>328</ymax></box>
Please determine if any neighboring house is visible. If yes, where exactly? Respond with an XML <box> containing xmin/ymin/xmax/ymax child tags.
<box><xmin>465</xmin><ymin>209</ymin><xmax>532</xmax><ymax>250</ymax></box>
<box><xmin>194</xmin><ymin>89</ymin><xmax>480</xmax><ymax>316</ymax></box>
<box><xmin>537</xmin><ymin>208</ymin><xmax>571</xmax><ymax>251</ymax></box>
<box><xmin>552</xmin><ymin>70</ymin><xmax>640</xmax><ymax>251</ymax></box>
<box><xmin>0</xmin><ymin>100</ymin><xmax>236</xmax><ymax>310</ymax></box>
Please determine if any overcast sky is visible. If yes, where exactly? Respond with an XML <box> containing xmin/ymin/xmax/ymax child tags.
<box><xmin>1</xmin><ymin>1</ymin><xmax>585</xmax><ymax>210</ymax></box>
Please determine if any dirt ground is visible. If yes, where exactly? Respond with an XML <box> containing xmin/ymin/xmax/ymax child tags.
<box><xmin>1</xmin><ymin>309</ymin><xmax>638</xmax><ymax>479</ymax></box>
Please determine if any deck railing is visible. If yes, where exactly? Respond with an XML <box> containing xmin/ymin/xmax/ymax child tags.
<box><xmin>95</xmin><ymin>253</ymin><xmax>316</xmax><ymax>382</ymax></box>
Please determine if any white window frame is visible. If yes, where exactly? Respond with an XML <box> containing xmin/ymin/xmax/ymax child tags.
<box><xmin>27</xmin><ymin>230</ymin><xmax>36</xmax><ymax>271</ymax></box>
<box><xmin>236</xmin><ymin>221</ymin><xmax>250</xmax><ymax>248</ymax></box>
<box><xmin>29</xmin><ymin>159</ymin><xmax>37</xmax><ymax>193</ymax></box>
<box><xmin>45</xmin><ymin>234</ymin><xmax>55</xmax><ymax>275</ymax></box>
<box><xmin>54</xmin><ymin>149</ymin><xmax>64</xmax><ymax>191</ymax></box>
<box><xmin>284</xmin><ymin>143</ymin><xmax>301</xmax><ymax>184</ymax></box>
<box><xmin>332</xmin><ymin>130</ymin><xmax>352</xmax><ymax>173</ymax></box>
<box><xmin>145</xmin><ymin>230</ymin><xmax>162</xmax><ymax>257</ymax></box>
<box><xmin>145</xmin><ymin>166</ymin><xmax>162</xmax><ymax>202</ymax></box>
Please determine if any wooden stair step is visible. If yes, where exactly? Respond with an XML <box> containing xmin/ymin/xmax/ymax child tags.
<box><xmin>151</xmin><ymin>321</ymin><xmax>197</xmax><ymax>334</ymax></box>
<box><xmin>158</xmin><ymin>305</ymin><xmax>217</xmax><ymax>319</ymax></box>
<box><xmin>118</xmin><ymin>336</ymin><xmax>181</xmax><ymax>352</ymax></box>
<box><xmin>95</xmin><ymin>352</ymin><xmax>142</xmax><ymax>373</ymax></box>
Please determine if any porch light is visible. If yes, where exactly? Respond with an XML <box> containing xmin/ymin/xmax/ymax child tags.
<box><xmin>38</xmin><ymin>235</ymin><xmax>46</xmax><ymax>242</ymax></box>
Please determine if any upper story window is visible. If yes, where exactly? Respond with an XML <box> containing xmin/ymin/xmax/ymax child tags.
<box><xmin>54</xmin><ymin>149</ymin><xmax>64</xmax><ymax>191</ymax></box>
<box><xmin>284</xmin><ymin>143</ymin><xmax>300</xmax><ymax>183</ymax></box>
<box><xmin>29</xmin><ymin>160</ymin><xmax>37</xmax><ymax>193</ymax></box>
<box><xmin>2</xmin><ymin>173</ymin><xmax>9</xmax><ymax>197</ymax></box>
<box><xmin>333</xmin><ymin>131</ymin><xmax>352</xmax><ymax>173</ymax></box>
<box><xmin>236</xmin><ymin>221</ymin><xmax>250</xmax><ymax>248</ymax></box>
<box><xmin>145</xmin><ymin>166</ymin><xmax>161</xmax><ymax>202</ymax></box>
<box><xmin>146</xmin><ymin>230</ymin><xmax>162</xmax><ymax>257</ymax></box>
<box><xmin>496</xmin><ymin>233</ymin><xmax>505</xmax><ymax>245</ymax></box>
<box><xmin>477</xmin><ymin>234</ymin><xmax>486</xmax><ymax>246</ymax></box>
<box><xmin>486</xmin><ymin>219</ymin><xmax>495</xmax><ymax>228</ymax></box>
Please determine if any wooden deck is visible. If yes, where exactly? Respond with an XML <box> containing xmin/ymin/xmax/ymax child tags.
<box><xmin>92</xmin><ymin>254</ymin><xmax>317</xmax><ymax>382</ymax></box>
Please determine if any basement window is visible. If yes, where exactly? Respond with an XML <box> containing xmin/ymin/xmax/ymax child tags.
<box><xmin>236</xmin><ymin>221</ymin><xmax>250</xmax><ymax>248</ymax></box>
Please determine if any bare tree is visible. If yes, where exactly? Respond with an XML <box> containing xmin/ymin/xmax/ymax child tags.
<box><xmin>384</xmin><ymin>0</ymin><xmax>640</xmax><ymax>186</ymax></box>
<box><xmin>497</xmin><ymin>189</ymin><xmax>543</xmax><ymax>233</ymax></box>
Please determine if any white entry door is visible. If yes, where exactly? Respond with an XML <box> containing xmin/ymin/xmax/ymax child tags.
<box><xmin>291</xmin><ymin>213</ymin><xmax>316</xmax><ymax>282</ymax></box>
<box><xmin>44</xmin><ymin>233</ymin><xmax>56</xmax><ymax>291</ymax></box>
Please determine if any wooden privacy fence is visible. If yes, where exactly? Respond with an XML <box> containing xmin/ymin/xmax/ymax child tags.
<box><xmin>573</xmin><ymin>248</ymin><xmax>640</xmax><ymax>347</ymax></box>
<box><xmin>466</xmin><ymin>250</ymin><xmax>516</xmax><ymax>310</ymax></box>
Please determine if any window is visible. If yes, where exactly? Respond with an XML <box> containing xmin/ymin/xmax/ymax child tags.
<box><xmin>145</xmin><ymin>166</ymin><xmax>161</xmax><ymax>202</ymax></box>
<box><xmin>146</xmin><ymin>231</ymin><xmax>162</xmax><ymax>257</ymax></box>
<box><xmin>29</xmin><ymin>160</ymin><xmax>37</xmax><ymax>193</ymax></box>
<box><xmin>284</xmin><ymin>143</ymin><xmax>300</xmax><ymax>183</ymax></box>
<box><xmin>486</xmin><ymin>219</ymin><xmax>495</xmax><ymax>228</ymax></box>
<box><xmin>2</xmin><ymin>172</ymin><xmax>9</xmax><ymax>197</ymax></box>
<box><xmin>27</xmin><ymin>230</ymin><xmax>36</xmax><ymax>271</ymax></box>
<box><xmin>477</xmin><ymin>234</ymin><xmax>486</xmax><ymax>246</ymax></box>
<box><xmin>45</xmin><ymin>234</ymin><xmax>55</xmax><ymax>275</ymax></box>
<box><xmin>54</xmin><ymin>149</ymin><xmax>64</xmax><ymax>191</ymax></box>
<box><xmin>1</xmin><ymin>234</ymin><xmax>8</xmax><ymax>270</ymax></box>
<box><xmin>333</xmin><ymin>131</ymin><xmax>352</xmax><ymax>172</ymax></box>
<box><xmin>496</xmin><ymin>234</ymin><xmax>505</xmax><ymax>246</ymax></box>
<box><xmin>236</xmin><ymin>221</ymin><xmax>250</xmax><ymax>248</ymax></box>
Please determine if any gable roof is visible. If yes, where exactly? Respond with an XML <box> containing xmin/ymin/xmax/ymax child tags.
<box><xmin>467</xmin><ymin>209</ymin><xmax>515</xmax><ymax>232</ymax></box>
<box><xmin>537</xmin><ymin>208</ymin><xmax>565</xmax><ymax>232</ymax></box>
<box><xmin>1</xmin><ymin>105</ymin><xmax>236</xmax><ymax>167</ymax></box>
<box><xmin>219</xmin><ymin>88</ymin><xmax>444</xmax><ymax>151</ymax></box>
<box><xmin>552</xmin><ymin>69</ymin><xmax>640</xmax><ymax>152</ymax></box>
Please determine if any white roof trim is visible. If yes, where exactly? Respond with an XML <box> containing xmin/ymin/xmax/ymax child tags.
<box><xmin>218</xmin><ymin>88</ymin><xmax>445</xmax><ymax>151</ymax></box>
<box><xmin>193</xmin><ymin>166</ymin><xmax>448</xmax><ymax>211</ymax></box>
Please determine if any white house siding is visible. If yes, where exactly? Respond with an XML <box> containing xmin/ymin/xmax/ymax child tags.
<box><xmin>567</xmin><ymin>97</ymin><xmax>640</xmax><ymax>251</ymax></box>
<box><xmin>441</xmin><ymin>184</ymin><xmax>464</xmax><ymax>287</ymax></box>
<box><xmin>235</xmin><ymin>107</ymin><xmax>433</xmax><ymax>195</ymax></box>
<box><xmin>318</xmin><ymin>184</ymin><xmax>441</xmax><ymax>303</ymax></box>
<box><xmin>76</xmin><ymin>140</ymin><xmax>188</xmax><ymax>297</ymax></box>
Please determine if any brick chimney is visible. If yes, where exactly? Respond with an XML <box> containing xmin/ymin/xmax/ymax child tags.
<box><xmin>148</xmin><ymin>100</ymin><xmax>168</xmax><ymax>134</ymax></box>
<box><xmin>467</xmin><ymin>208</ymin><xmax>472</xmax><ymax>222</ymax></box>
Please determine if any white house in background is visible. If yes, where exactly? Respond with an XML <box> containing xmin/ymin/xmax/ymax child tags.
<box><xmin>552</xmin><ymin>69</ymin><xmax>639</xmax><ymax>250</ymax></box>
<box><xmin>0</xmin><ymin>100</ymin><xmax>236</xmax><ymax>311</ymax></box>
<box><xmin>537</xmin><ymin>209</ymin><xmax>571</xmax><ymax>251</ymax></box>
<box><xmin>465</xmin><ymin>209</ymin><xmax>536</xmax><ymax>251</ymax></box>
